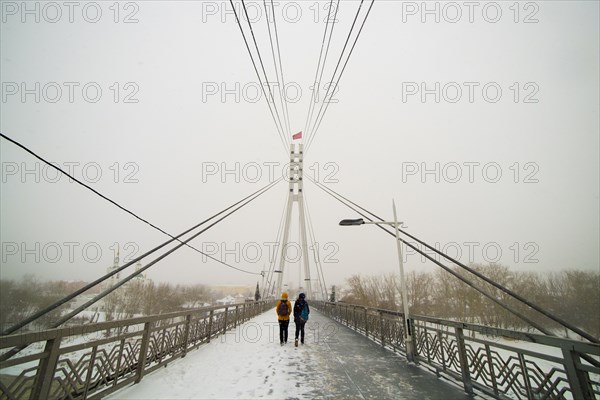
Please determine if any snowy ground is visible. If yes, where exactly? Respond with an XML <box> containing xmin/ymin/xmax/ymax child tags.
<box><xmin>107</xmin><ymin>309</ymin><xmax>474</xmax><ymax>400</ymax></box>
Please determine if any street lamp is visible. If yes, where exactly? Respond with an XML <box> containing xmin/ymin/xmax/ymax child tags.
<box><xmin>339</xmin><ymin>200</ymin><xmax>416</xmax><ymax>362</ymax></box>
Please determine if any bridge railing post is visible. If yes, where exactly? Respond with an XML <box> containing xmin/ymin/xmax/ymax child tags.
<box><xmin>454</xmin><ymin>327</ymin><xmax>473</xmax><ymax>396</ymax></box>
<box><xmin>424</xmin><ymin>327</ymin><xmax>431</xmax><ymax>364</ymax></box>
<box><xmin>518</xmin><ymin>353</ymin><xmax>533</xmax><ymax>398</ymax></box>
<box><xmin>562</xmin><ymin>348</ymin><xmax>594</xmax><ymax>400</ymax></box>
<box><xmin>113</xmin><ymin>338</ymin><xmax>126</xmax><ymax>388</ymax></box>
<box><xmin>379</xmin><ymin>311</ymin><xmax>385</xmax><ymax>347</ymax></box>
<box><xmin>364</xmin><ymin>307</ymin><xmax>369</xmax><ymax>338</ymax></box>
<box><xmin>182</xmin><ymin>314</ymin><xmax>192</xmax><ymax>356</ymax></box>
<box><xmin>207</xmin><ymin>310</ymin><xmax>214</xmax><ymax>343</ymax></box>
<box><xmin>405</xmin><ymin>317</ymin><xmax>416</xmax><ymax>362</ymax></box>
<box><xmin>223</xmin><ymin>307</ymin><xmax>229</xmax><ymax>335</ymax></box>
<box><xmin>135</xmin><ymin>321</ymin><xmax>152</xmax><ymax>383</ymax></box>
<box><xmin>82</xmin><ymin>345</ymin><xmax>99</xmax><ymax>398</ymax></box>
<box><xmin>484</xmin><ymin>344</ymin><xmax>499</xmax><ymax>397</ymax></box>
<box><xmin>438</xmin><ymin>330</ymin><xmax>445</xmax><ymax>373</ymax></box>
<box><xmin>158</xmin><ymin>326</ymin><xmax>167</xmax><ymax>363</ymax></box>
<box><xmin>30</xmin><ymin>337</ymin><xmax>61</xmax><ymax>400</ymax></box>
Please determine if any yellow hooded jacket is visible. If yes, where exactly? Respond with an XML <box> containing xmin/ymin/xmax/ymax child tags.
<box><xmin>276</xmin><ymin>292</ymin><xmax>292</xmax><ymax>321</ymax></box>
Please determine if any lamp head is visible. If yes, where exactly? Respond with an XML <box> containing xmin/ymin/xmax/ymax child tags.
<box><xmin>339</xmin><ymin>218</ymin><xmax>365</xmax><ymax>226</ymax></box>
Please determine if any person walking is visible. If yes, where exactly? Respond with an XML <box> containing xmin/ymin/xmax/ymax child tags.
<box><xmin>293</xmin><ymin>293</ymin><xmax>310</xmax><ymax>347</ymax></box>
<box><xmin>275</xmin><ymin>292</ymin><xmax>292</xmax><ymax>345</ymax></box>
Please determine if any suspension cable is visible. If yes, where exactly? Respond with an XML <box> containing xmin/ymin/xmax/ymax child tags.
<box><xmin>306</xmin><ymin>0</ymin><xmax>366</xmax><ymax>148</ymax></box>
<box><xmin>305</xmin><ymin>0</ymin><xmax>375</xmax><ymax>154</ymax></box>
<box><xmin>264</xmin><ymin>0</ymin><xmax>291</xmax><ymax>137</ymax></box>
<box><xmin>264</xmin><ymin>192</ymin><xmax>288</xmax><ymax>298</ymax></box>
<box><xmin>0</xmin><ymin>132</ymin><xmax>257</xmax><ymax>277</ymax></box>
<box><xmin>55</xmin><ymin>178</ymin><xmax>280</xmax><ymax>328</ymax></box>
<box><xmin>240</xmin><ymin>0</ymin><xmax>287</xmax><ymax>146</ymax></box>
<box><xmin>228</xmin><ymin>0</ymin><xmax>288</xmax><ymax>152</ymax></box>
<box><xmin>0</xmin><ymin>172</ymin><xmax>279</xmax><ymax>336</ymax></box>
<box><xmin>1</xmin><ymin>133</ymin><xmax>182</xmax><ymax>245</ymax></box>
<box><xmin>304</xmin><ymin>191</ymin><xmax>329</xmax><ymax>300</ymax></box>
<box><xmin>0</xmin><ymin>178</ymin><xmax>281</xmax><ymax>361</ymax></box>
<box><xmin>308</xmin><ymin>176</ymin><xmax>554</xmax><ymax>336</ymax></box>
<box><xmin>309</xmin><ymin>178</ymin><xmax>599</xmax><ymax>344</ymax></box>
<box><xmin>303</xmin><ymin>0</ymin><xmax>340</xmax><ymax>138</ymax></box>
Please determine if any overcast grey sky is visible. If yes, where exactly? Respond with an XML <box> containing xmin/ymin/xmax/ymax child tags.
<box><xmin>1</xmin><ymin>0</ymin><xmax>598</xmax><ymax>291</ymax></box>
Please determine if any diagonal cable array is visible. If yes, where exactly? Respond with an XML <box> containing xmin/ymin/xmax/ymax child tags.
<box><xmin>307</xmin><ymin>176</ymin><xmax>600</xmax><ymax>344</ymax></box>
<box><xmin>0</xmin><ymin>0</ymin><xmax>379</xmax><ymax>343</ymax></box>
<box><xmin>263</xmin><ymin>191</ymin><xmax>290</xmax><ymax>298</ymax></box>
<box><xmin>263</xmin><ymin>0</ymin><xmax>291</xmax><ymax>138</ymax></box>
<box><xmin>303</xmin><ymin>191</ymin><xmax>329</xmax><ymax>300</ymax></box>
<box><xmin>0</xmin><ymin>133</ymin><xmax>259</xmax><ymax>277</ymax></box>
<box><xmin>229</xmin><ymin>0</ymin><xmax>289</xmax><ymax>152</ymax></box>
<box><xmin>304</xmin><ymin>0</ymin><xmax>375</xmax><ymax>154</ymax></box>
<box><xmin>228</xmin><ymin>0</ymin><xmax>376</xmax><ymax>156</ymax></box>
<box><xmin>0</xmin><ymin>132</ymin><xmax>281</xmax><ymax>337</ymax></box>
<box><xmin>0</xmin><ymin>175</ymin><xmax>281</xmax><ymax>360</ymax></box>
<box><xmin>308</xmin><ymin>176</ymin><xmax>550</xmax><ymax>334</ymax></box>
<box><xmin>303</xmin><ymin>0</ymin><xmax>340</xmax><ymax>141</ymax></box>
<box><xmin>52</xmin><ymin>178</ymin><xmax>281</xmax><ymax>329</ymax></box>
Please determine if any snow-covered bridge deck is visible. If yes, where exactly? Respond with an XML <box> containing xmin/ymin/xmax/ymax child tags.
<box><xmin>108</xmin><ymin>309</ymin><xmax>473</xmax><ymax>399</ymax></box>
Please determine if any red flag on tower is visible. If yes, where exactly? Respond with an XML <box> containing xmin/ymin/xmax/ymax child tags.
<box><xmin>292</xmin><ymin>131</ymin><xmax>302</xmax><ymax>140</ymax></box>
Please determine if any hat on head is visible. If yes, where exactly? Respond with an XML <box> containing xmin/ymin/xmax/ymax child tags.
<box><xmin>281</xmin><ymin>292</ymin><xmax>288</xmax><ymax>299</ymax></box>
<box><xmin>299</xmin><ymin>293</ymin><xmax>305</xmax><ymax>299</ymax></box>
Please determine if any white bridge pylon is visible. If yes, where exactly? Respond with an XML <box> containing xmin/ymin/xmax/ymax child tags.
<box><xmin>275</xmin><ymin>143</ymin><xmax>313</xmax><ymax>299</ymax></box>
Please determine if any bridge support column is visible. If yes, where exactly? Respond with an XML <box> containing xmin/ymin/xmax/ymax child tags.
<box><xmin>276</xmin><ymin>144</ymin><xmax>313</xmax><ymax>299</ymax></box>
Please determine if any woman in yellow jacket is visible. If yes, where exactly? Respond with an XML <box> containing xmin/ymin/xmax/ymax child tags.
<box><xmin>275</xmin><ymin>292</ymin><xmax>292</xmax><ymax>345</ymax></box>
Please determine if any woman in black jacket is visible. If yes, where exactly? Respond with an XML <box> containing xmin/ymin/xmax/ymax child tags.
<box><xmin>293</xmin><ymin>293</ymin><xmax>310</xmax><ymax>346</ymax></box>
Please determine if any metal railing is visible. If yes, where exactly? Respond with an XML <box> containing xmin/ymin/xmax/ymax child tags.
<box><xmin>0</xmin><ymin>301</ymin><xmax>271</xmax><ymax>400</ymax></box>
<box><xmin>314</xmin><ymin>301</ymin><xmax>600</xmax><ymax>400</ymax></box>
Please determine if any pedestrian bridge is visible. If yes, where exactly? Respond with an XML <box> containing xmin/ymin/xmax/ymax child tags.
<box><xmin>1</xmin><ymin>301</ymin><xmax>599</xmax><ymax>399</ymax></box>
<box><xmin>105</xmin><ymin>309</ymin><xmax>470</xmax><ymax>399</ymax></box>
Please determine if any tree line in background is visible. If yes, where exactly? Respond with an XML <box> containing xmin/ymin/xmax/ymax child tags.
<box><xmin>0</xmin><ymin>275</ymin><xmax>251</xmax><ymax>331</ymax></box>
<box><xmin>0</xmin><ymin>275</ymin><xmax>70</xmax><ymax>331</ymax></box>
<box><xmin>2</xmin><ymin>265</ymin><xmax>597</xmax><ymax>339</ymax></box>
<box><xmin>101</xmin><ymin>281</ymin><xmax>216</xmax><ymax>322</ymax></box>
<box><xmin>341</xmin><ymin>264</ymin><xmax>600</xmax><ymax>339</ymax></box>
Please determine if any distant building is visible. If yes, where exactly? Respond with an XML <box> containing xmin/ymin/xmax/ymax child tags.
<box><xmin>210</xmin><ymin>284</ymin><xmax>253</xmax><ymax>296</ymax></box>
<box><xmin>182</xmin><ymin>301</ymin><xmax>211</xmax><ymax>309</ymax></box>
<box><xmin>105</xmin><ymin>250</ymin><xmax>121</xmax><ymax>290</ymax></box>
<box><xmin>131</xmin><ymin>261</ymin><xmax>151</xmax><ymax>286</ymax></box>
<box><xmin>104</xmin><ymin>248</ymin><xmax>152</xmax><ymax>290</ymax></box>
<box><xmin>216</xmin><ymin>295</ymin><xmax>236</xmax><ymax>306</ymax></box>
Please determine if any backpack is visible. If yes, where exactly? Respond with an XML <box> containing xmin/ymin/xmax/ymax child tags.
<box><xmin>300</xmin><ymin>303</ymin><xmax>309</xmax><ymax>321</ymax></box>
<box><xmin>277</xmin><ymin>301</ymin><xmax>289</xmax><ymax>316</ymax></box>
